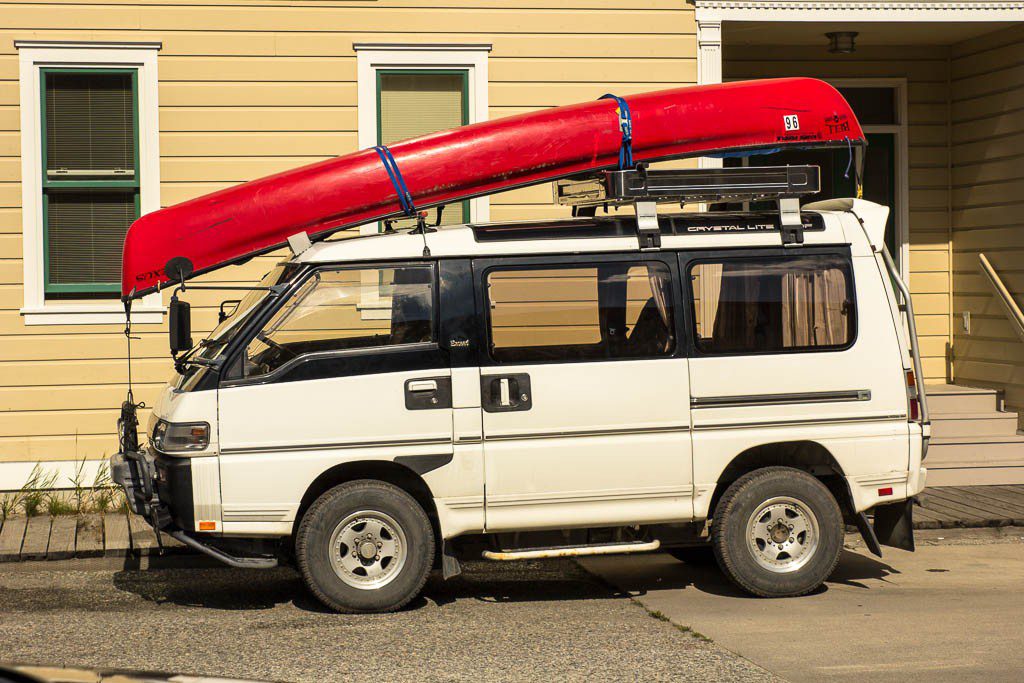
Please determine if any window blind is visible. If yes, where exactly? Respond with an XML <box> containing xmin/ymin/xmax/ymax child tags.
<box><xmin>47</xmin><ymin>191</ymin><xmax>134</xmax><ymax>285</ymax></box>
<box><xmin>45</xmin><ymin>72</ymin><xmax>135</xmax><ymax>176</ymax></box>
<box><xmin>379</xmin><ymin>71</ymin><xmax>467</xmax><ymax>226</ymax></box>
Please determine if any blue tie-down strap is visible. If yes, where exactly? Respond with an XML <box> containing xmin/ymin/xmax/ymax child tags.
<box><xmin>374</xmin><ymin>145</ymin><xmax>416</xmax><ymax>217</ymax></box>
<box><xmin>599</xmin><ymin>93</ymin><xmax>634</xmax><ymax>170</ymax></box>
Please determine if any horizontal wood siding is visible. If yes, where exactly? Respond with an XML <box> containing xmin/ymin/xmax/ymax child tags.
<box><xmin>0</xmin><ymin>0</ymin><xmax>697</xmax><ymax>466</ymax></box>
<box><xmin>950</xmin><ymin>25</ymin><xmax>1024</xmax><ymax>424</ymax></box>
<box><xmin>725</xmin><ymin>44</ymin><xmax>952</xmax><ymax>382</ymax></box>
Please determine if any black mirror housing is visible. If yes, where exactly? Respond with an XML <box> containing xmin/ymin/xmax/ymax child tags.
<box><xmin>169</xmin><ymin>297</ymin><xmax>193</xmax><ymax>354</ymax></box>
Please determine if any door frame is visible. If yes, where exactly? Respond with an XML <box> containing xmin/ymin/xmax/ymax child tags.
<box><xmin>828</xmin><ymin>78</ymin><xmax>910</xmax><ymax>282</ymax></box>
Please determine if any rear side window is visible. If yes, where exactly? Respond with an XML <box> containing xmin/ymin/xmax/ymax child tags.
<box><xmin>689</xmin><ymin>254</ymin><xmax>854</xmax><ymax>355</ymax></box>
<box><xmin>485</xmin><ymin>261</ymin><xmax>675</xmax><ymax>363</ymax></box>
<box><xmin>243</xmin><ymin>264</ymin><xmax>434</xmax><ymax>377</ymax></box>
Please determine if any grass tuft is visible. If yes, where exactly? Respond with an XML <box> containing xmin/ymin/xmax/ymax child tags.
<box><xmin>643</xmin><ymin>609</ymin><xmax>712</xmax><ymax>642</ymax></box>
<box><xmin>2</xmin><ymin>460</ymin><xmax>126</xmax><ymax>518</ymax></box>
<box><xmin>45</xmin><ymin>491</ymin><xmax>77</xmax><ymax>516</ymax></box>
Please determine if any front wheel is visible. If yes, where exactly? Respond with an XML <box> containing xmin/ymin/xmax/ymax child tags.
<box><xmin>296</xmin><ymin>480</ymin><xmax>435</xmax><ymax>613</ymax></box>
<box><xmin>711</xmin><ymin>467</ymin><xmax>843</xmax><ymax>598</ymax></box>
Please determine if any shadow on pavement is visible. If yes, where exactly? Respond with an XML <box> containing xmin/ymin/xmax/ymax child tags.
<box><xmin>582</xmin><ymin>549</ymin><xmax>901</xmax><ymax>599</ymax></box>
<box><xmin>110</xmin><ymin>550</ymin><xmax>898</xmax><ymax>612</ymax></box>
<box><xmin>110</xmin><ymin>559</ymin><xmax>632</xmax><ymax>613</ymax></box>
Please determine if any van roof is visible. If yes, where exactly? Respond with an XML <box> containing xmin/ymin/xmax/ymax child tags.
<box><xmin>295</xmin><ymin>203</ymin><xmax>876</xmax><ymax>265</ymax></box>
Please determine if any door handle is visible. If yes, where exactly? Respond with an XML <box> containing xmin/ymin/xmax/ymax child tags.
<box><xmin>404</xmin><ymin>377</ymin><xmax>452</xmax><ymax>410</ymax></box>
<box><xmin>481</xmin><ymin>374</ymin><xmax>532</xmax><ymax>413</ymax></box>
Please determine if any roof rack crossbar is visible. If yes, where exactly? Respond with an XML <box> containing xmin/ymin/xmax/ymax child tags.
<box><xmin>554</xmin><ymin>164</ymin><xmax>821</xmax><ymax>248</ymax></box>
<box><xmin>554</xmin><ymin>165</ymin><xmax>820</xmax><ymax>207</ymax></box>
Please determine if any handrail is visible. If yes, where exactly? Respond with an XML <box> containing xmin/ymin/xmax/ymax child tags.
<box><xmin>882</xmin><ymin>246</ymin><xmax>929</xmax><ymax>426</ymax></box>
<box><xmin>979</xmin><ymin>253</ymin><xmax>1024</xmax><ymax>344</ymax></box>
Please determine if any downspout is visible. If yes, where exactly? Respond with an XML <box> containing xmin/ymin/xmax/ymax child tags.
<box><xmin>945</xmin><ymin>46</ymin><xmax>955</xmax><ymax>383</ymax></box>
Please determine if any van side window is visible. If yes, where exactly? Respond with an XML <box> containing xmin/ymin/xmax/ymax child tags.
<box><xmin>485</xmin><ymin>261</ymin><xmax>675</xmax><ymax>363</ymax></box>
<box><xmin>689</xmin><ymin>254</ymin><xmax>854</xmax><ymax>355</ymax></box>
<box><xmin>244</xmin><ymin>265</ymin><xmax>434</xmax><ymax>377</ymax></box>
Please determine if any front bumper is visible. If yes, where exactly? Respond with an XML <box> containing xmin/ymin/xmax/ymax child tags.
<box><xmin>110</xmin><ymin>449</ymin><xmax>171</xmax><ymax>530</ymax></box>
<box><xmin>111</xmin><ymin>448</ymin><xmax>198</xmax><ymax>532</ymax></box>
<box><xmin>110</xmin><ymin>449</ymin><xmax>279</xmax><ymax>569</ymax></box>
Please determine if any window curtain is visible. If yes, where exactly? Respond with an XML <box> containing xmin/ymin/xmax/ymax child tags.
<box><xmin>781</xmin><ymin>267</ymin><xmax>848</xmax><ymax>347</ymax></box>
<box><xmin>711</xmin><ymin>263</ymin><xmax>765</xmax><ymax>351</ymax></box>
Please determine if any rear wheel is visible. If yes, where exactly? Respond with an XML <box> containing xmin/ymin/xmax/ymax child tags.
<box><xmin>296</xmin><ymin>480</ymin><xmax>434</xmax><ymax>613</ymax></box>
<box><xmin>711</xmin><ymin>467</ymin><xmax>842</xmax><ymax>598</ymax></box>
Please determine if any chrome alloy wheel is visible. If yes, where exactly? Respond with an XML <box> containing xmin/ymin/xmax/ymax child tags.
<box><xmin>329</xmin><ymin>510</ymin><xmax>407</xmax><ymax>590</ymax></box>
<box><xmin>745</xmin><ymin>496</ymin><xmax>820</xmax><ymax>573</ymax></box>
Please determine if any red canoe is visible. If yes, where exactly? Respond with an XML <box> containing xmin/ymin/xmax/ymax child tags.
<box><xmin>122</xmin><ymin>77</ymin><xmax>864</xmax><ymax>298</ymax></box>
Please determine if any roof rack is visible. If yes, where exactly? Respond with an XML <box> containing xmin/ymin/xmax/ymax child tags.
<box><xmin>554</xmin><ymin>165</ymin><xmax>821</xmax><ymax>248</ymax></box>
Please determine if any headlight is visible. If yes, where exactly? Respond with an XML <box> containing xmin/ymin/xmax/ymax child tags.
<box><xmin>152</xmin><ymin>420</ymin><xmax>210</xmax><ymax>453</ymax></box>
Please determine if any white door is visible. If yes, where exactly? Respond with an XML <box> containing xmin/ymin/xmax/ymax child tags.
<box><xmin>475</xmin><ymin>256</ymin><xmax>694</xmax><ymax>532</ymax></box>
<box><xmin>216</xmin><ymin>263</ymin><xmax>455</xmax><ymax>530</ymax></box>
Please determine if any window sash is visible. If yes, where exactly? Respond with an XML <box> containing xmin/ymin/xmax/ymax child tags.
<box><xmin>375</xmin><ymin>68</ymin><xmax>470</xmax><ymax>227</ymax></box>
<box><xmin>40</xmin><ymin>68</ymin><xmax>140</xmax><ymax>294</ymax></box>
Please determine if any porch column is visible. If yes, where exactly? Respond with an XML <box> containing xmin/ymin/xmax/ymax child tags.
<box><xmin>697</xmin><ymin>18</ymin><xmax>723</xmax><ymax>170</ymax></box>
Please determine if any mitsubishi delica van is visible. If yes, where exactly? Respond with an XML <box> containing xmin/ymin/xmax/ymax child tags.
<box><xmin>112</xmin><ymin>166</ymin><xmax>929</xmax><ymax>613</ymax></box>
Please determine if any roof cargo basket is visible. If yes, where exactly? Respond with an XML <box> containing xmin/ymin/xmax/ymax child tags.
<box><xmin>555</xmin><ymin>165</ymin><xmax>821</xmax><ymax>248</ymax></box>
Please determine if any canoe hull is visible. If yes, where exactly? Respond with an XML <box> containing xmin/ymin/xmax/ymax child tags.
<box><xmin>122</xmin><ymin>77</ymin><xmax>865</xmax><ymax>297</ymax></box>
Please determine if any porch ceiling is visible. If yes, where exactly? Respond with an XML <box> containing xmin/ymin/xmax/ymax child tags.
<box><xmin>725</xmin><ymin>21</ymin><xmax>1019</xmax><ymax>46</ymax></box>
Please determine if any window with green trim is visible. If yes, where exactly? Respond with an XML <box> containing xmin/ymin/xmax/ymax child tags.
<box><xmin>41</xmin><ymin>69</ymin><xmax>139</xmax><ymax>298</ymax></box>
<box><xmin>376</xmin><ymin>69</ymin><xmax>469</xmax><ymax>229</ymax></box>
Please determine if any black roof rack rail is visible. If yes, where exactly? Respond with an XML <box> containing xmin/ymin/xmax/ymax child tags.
<box><xmin>554</xmin><ymin>165</ymin><xmax>821</xmax><ymax>247</ymax></box>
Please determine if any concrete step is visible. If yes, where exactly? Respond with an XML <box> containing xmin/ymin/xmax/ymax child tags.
<box><xmin>926</xmin><ymin>467</ymin><xmax>1024</xmax><ymax>486</ymax></box>
<box><xmin>926</xmin><ymin>436</ymin><xmax>1024</xmax><ymax>467</ymax></box>
<box><xmin>925</xmin><ymin>384</ymin><xmax>1000</xmax><ymax>414</ymax></box>
<box><xmin>930</xmin><ymin>411</ymin><xmax>1021</xmax><ymax>438</ymax></box>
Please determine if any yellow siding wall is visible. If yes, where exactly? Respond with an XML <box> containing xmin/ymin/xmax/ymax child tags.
<box><xmin>950</xmin><ymin>24</ymin><xmax>1024</xmax><ymax>421</ymax></box>
<box><xmin>724</xmin><ymin>44</ymin><xmax>953</xmax><ymax>382</ymax></box>
<box><xmin>0</xmin><ymin>0</ymin><xmax>697</xmax><ymax>465</ymax></box>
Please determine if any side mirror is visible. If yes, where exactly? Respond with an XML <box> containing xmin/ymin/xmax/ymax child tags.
<box><xmin>169</xmin><ymin>296</ymin><xmax>193</xmax><ymax>354</ymax></box>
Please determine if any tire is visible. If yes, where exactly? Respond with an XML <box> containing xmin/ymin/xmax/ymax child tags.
<box><xmin>711</xmin><ymin>467</ymin><xmax>843</xmax><ymax>598</ymax></box>
<box><xmin>296</xmin><ymin>480</ymin><xmax>435</xmax><ymax>613</ymax></box>
<box><xmin>666</xmin><ymin>545</ymin><xmax>716</xmax><ymax>565</ymax></box>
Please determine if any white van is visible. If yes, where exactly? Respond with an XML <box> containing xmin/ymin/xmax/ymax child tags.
<box><xmin>113</xmin><ymin>166</ymin><xmax>928</xmax><ymax>613</ymax></box>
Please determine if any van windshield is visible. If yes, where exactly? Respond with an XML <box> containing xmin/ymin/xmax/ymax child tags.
<box><xmin>196</xmin><ymin>264</ymin><xmax>293</xmax><ymax>359</ymax></box>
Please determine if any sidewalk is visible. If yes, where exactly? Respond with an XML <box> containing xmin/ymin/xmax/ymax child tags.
<box><xmin>0</xmin><ymin>485</ymin><xmax>1022</xmax><ymax>564</ymax></box>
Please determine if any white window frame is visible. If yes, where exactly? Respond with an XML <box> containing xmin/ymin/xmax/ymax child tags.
<box><xmin>354</xmin><ymin>44</ymin><xmax>490</xmax><ymax>319</ymax></box>
<box><xmin>16</xmin><ymin>41</ymin><xmax>163</xmax><ymax>325</ymax></box>
<box><xmin>354</xmin><ymin>43</ymin><xmax>491</xmax><ymax>231</ymax></box>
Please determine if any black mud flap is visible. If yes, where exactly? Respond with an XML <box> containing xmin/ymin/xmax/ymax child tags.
<box><xmin>854</xmin><ymin>512</ymin><xmax>883</xmax><ymax>558</ymax></box>
<box><xmin>873</xmin><ymin>499</ymin><xmax>916</xmax><ymax>552</ymax></box>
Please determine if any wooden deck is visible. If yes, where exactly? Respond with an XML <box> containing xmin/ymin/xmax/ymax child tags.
<box><xmin>0</xmin><ymin>511</ymin><xmax>184</xmax><ymax>563</ymax></box>
<box><xmin>0</xmin><ymin>486</ymin><xmax>1023</xmax><ymax>563</ymax></box>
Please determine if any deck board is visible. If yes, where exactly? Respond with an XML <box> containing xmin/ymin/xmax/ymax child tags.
<box><xmin>103</xmin><ymin>512</ymin><xmax>131</xmax><ymax>556</ymax></box>
<box><xmin>75</xmin><ymin>514</ymin><xmax>105</xmax><ymax>557</ymax></box>
<box><xmin>0</xmin><ymin>516</ymin><xmax>26</xmax><ymax>561</ymax></box>
<box><xmin>46</xmin><ymin>516</ymin><xmax>77</xmax><ymax>560</ymax></box>
<box><xmin>927</xmin><ymin>489</ymin><xmax>1013</xmax><ymax>517</ymax></box>
<box><xmin>20</xmin><ymin>516</ymin><xmax>51</xmax><ymax>560</ymax></box>
<box><xmin>128</xmin><ymin>514</ymin><xmax>160</xmax><ymax>555</ymax></box>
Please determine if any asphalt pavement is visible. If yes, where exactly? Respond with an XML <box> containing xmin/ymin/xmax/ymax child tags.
<box><xmin>583</xmin><ymin>527</ymin><xmax>1024</xmax><ymax>683</ymax></box>
<box><xmin>0</xmin><ymin>559</ymin><xmax>777</xmax><ymax>683</ymax></box>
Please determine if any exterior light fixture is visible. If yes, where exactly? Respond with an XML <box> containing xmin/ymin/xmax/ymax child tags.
<box><xmin>826</xmin><ymin>31</ymin><xmax>858</xmax><ymax>54</ymax></box>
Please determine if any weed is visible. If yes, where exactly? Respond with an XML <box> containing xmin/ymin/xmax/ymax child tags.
<box><xmin>69</xmin><ymin>457</ymin><xmax>89</xmax><ymax>514</ymax></box>
<box><xmin>45</xmin><ymin>491</ymin><xmax>77</xmax><ymax>516</ymax></box>
<box><xmin>20</xmin><ymin>464</ymin><xmax>57</xmax><ymax>517</ymax></box>
<box><xmin>643</xmin><ymin>609</ymin><xmax>711</xmax><ymax>642</ymax></box>
<box><xmin>0</xmin><ymin>491</ymin><xmax>20</xmax><ymax>520</ymax></box>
